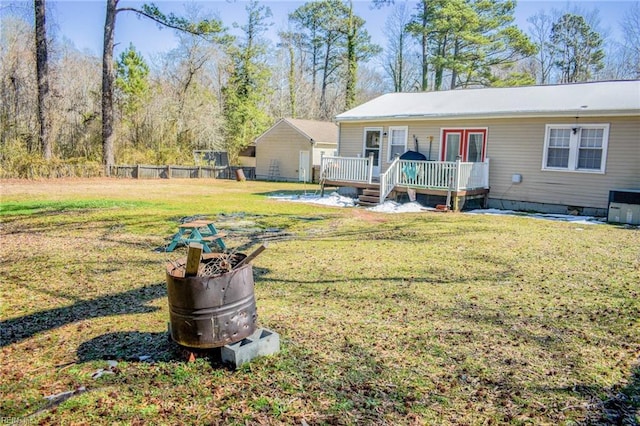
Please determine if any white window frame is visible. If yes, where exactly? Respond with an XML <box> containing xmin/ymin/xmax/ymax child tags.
<box><xmin>387</xmin><ymin>126</ymin><xmax>408</xmax><ymax>162</ymax></box>
<box><xmin>541</xmin><ymin>124</ymin><xmax>609</xmax><ymax>174</ymax></box>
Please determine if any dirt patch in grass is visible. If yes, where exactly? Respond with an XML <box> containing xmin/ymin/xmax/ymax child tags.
<box><xmin>351</xmin><ymin>208</ymin><xmax>390</xmax><ymax>224</ymax></box>
<box><xmin>1</xmin><ymin>178</ymin><xmax>639</xmax><ymax>425</ymax></box>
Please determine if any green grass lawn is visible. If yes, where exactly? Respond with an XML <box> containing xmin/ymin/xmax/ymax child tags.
<box><xmin>1</xmin><ymin>178</ymin><xmax>638</xmax><ymax>425</ymax></box>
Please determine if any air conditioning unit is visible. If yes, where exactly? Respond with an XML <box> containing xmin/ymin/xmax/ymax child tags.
<box><xmin>608</xmin><ymin>189</ymin><xmax>640</xmax><ymax>225</ymax></box>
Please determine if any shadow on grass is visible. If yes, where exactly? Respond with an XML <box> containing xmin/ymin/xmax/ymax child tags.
<box><xmin>440</xmin><ymin>300</ymin><xmax>640</xmax><ymax>423</ymax></box>
<box><xmin>77</xmin><ymin>331</ymin><xmax>181</xmax><ymax>363</ymax></box>
<box><xmin>0</xmin><ymin>283</ymin><xmax>166</xmax><ymax>348</ymax></box>
<box><xmin>329</xmin><ymin>338</ymin><xmax>419</xmax><ymax>423</ymax></box>
<box><xmin>77</xmin><ymin>331</ymin><xmax>235</xmax><ymax>367</ymax></box>
<box><xmin>583</xmin><ymin>364</ymin><xmax>640</xmax><ymax>425</ymax></box>
<box><xmin>533</xmin><ymin>365</ymin><xmax>640</xmax><ymax>425</ymax></box>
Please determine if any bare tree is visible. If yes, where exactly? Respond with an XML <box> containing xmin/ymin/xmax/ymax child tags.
<box><xmin>54</xmin><ymin>42</ymin><xmax>102</xmax><ymax>160</ymax></box>
<box><xmin>159</xmin><ymin>30</ymin><xmax>227</xmax><ymax>154</ymax></box>
<box><xmin>406</xmin><ymin>0</ymin><xmax>431</xmax><ymax>91</ymax></box>
<box><xmin>100</xmin><ymin>0</ymin><xmax>226</xmax><ymax>174</ymax></box>
<box><xmin>277</xmin><ymin>30</ymin><xmax>302</xmax><ymax>117</ymax></box>
<box><xmin>382</xmin><ymin>2</ymin><xmax>418</xmax><ymax>92</ymax></box>
<box><xmin>527</xmin><ymin>9</ymin><xmax>557</xmax><ymax>84</ymax></box>
<box><xmin>0</xmin><ymin>17</ymin><xmax>37</xmax><ymax>151</ymax></box>
<box><xmin>620</xmin><ymin>2</ymin><xmax>640</xmax><ymax>78</ymax></box>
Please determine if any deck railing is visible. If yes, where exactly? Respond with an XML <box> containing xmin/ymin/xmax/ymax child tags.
<box><xmin>395</xmin><ymin>159</ymin><xmax>490</xmax><ymax>191</ymax></box>
<box><xmin>456</xmin><ymin>159</ymin><xmax>490</xmax><ymax>190</ymax></box>
<box><xmin>396</xmin><ymin>160</ymin><xmax>457</xmax><ymax>189</ymax></box>
<box><xmin>380</xmin><ymin>156</ymin><xmax>401</xmax><ymax>202</ymax></box>
<box><xmin>320</xmin><ymin>155</ymin><xmax>373</xmax><ymax>183</ymax></box>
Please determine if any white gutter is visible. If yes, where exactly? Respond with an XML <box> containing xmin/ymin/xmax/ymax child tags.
<box><xmin>335</xmin><ymin>109</ymin><xmax>640</xmax><ymax>123</ymax></box>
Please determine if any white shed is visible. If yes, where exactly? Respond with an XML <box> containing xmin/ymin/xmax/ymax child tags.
<box><xmin>255</xmin><ymin>118</ymin><xmax>338</xmax><ymax>182</ymax></box>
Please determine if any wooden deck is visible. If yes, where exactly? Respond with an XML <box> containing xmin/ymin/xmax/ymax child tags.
<box><xmin>320</xmin><ymin>156</ymin><xmax>490</xmax><ymax>210</ymax></box>
<box><xmin>321</xmin><ymin>179</ymin><xmax>489</xmax><ymax>211</ymax></box>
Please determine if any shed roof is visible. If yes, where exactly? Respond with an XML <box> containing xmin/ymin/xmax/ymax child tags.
<box><xmin>335</xmin><ymin>80</ymin><xmax>640</xmax><ymax>122</ymax></box>
<box><xmin>255</xmin><ymin>118</ymin><xmax>338</xmax><ymax>145</ymax></box>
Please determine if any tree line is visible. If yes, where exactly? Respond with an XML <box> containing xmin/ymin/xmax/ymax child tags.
<box><xmin>1</xmin><ymin>0</ymin><xmax>638</xmax><ymax>177</ymax></box>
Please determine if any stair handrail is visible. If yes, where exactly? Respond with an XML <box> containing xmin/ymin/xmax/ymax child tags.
<box><xmin>379</xmin><ymin>156</ymin><xmax>401</xmax><ymax>203</ymax></box>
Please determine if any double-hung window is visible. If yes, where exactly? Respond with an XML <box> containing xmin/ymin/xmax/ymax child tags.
<box><xmin>387</xmin><ymin>126</ymin><xmax>408</xmax><ymax>161</ymax></box>
<box><xmin>542</xmin><ymin>124</ymin><xmax>609</xmax><ymax>173</ymax></box>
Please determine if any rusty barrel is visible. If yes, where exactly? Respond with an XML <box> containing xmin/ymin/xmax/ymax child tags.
<box><xmin>166</xmin><ymin>253</ymin><xmax>257</xmax><ymax>349</ymax></box>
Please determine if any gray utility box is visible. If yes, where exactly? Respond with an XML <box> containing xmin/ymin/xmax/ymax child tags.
<box><xmin>608</xmin><ymin>189</ymin><xmax>640</xmax><ymax>225</ymax></box>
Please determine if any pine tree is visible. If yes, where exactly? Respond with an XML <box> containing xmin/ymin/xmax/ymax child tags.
<box><xmin>551</xmin><ymin>13</ymin><xmax>604</xmax><ymax>83</ymax></box>
<box><xmin>221</xmin><ymin>0</ymin><xmax>272</xmax><ymax>165</ymax></box>
<box><xmin>115</xmin><ymin>44</ymin><xmax>149</xmax><ymax>117</ymax></box>
<box><xmin>408</xmin><ymin>0</ymin><xmax>536</xmax><ymax>90</ymax></box>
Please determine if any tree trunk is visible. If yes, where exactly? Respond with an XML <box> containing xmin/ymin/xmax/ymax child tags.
<box><xmin>434</xmin><ymin>37</ymin><xmax>446</xmax><ymax>91</ymax></box>
<box><xmin>287</xmin><ymin>43</ymin><xmax>296</xmax><ymax>117</ymax></box>
<box><xmin>397</xmin><ymin>31</ymin><xmax>403</xmax><ymax>92</ymax></box>
<box><xmin>320</xmin><ymin>41</ymin><xmax>331</xmax><ymax>119</ymax></box>
<box><xmin>311</xmin><ymin>34</ymin><xmax>318</xmax><ymax>101</ymax></box>
<box><xmin>450</xmin><ymin>38</ymin><xmax>460</xmax><ymax>90</ymax></box>
<box><xmin>102</xmin><ymin>0</ymin><xmax>117</xmax><ymax>175</ymax></box>
<box><xmin>35</xmin><ymin>0</ymin><xmax>52</xmax><ymax>160</ymax></box>
<box><xmin>420</xmin><ymin>3</ymin><xmax>428</xmax><ymax>91</ymax></box>
<box><xmin>344</xmin><ymin>2</ymin><xmax>357</xmax><ymax>110</ymax></box>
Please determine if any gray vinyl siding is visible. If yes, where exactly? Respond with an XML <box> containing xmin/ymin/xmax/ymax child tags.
<box><xmin>338</xmin><ymin>116</ymin><xmax>639</xmax><ymax>209</ymax></box>
<box><xmin>488</xmin><ymin>116</ymin><xmax>639</xmax><ymax>210</ymax></box>
<box><xmin>338</xmin><ymin>125</ymin><xmax>365</xmax><ymax>158</ymax></box>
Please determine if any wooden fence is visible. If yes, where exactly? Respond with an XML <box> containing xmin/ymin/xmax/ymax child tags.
<box><xmin>0</xmin><ymin>164</ymin><xmax>255</xmax><ymax>180</ymax></box>
<box><xmin>110</xmin><ymin>165</ymin><xmax>256</xmax><ymax>180</ymax></box>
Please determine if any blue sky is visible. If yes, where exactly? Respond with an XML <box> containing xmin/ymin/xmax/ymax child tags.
<box><xmin>24</xmin><ymin>0</ymin><xmax>636</xmax><ymax>60</ymax></box>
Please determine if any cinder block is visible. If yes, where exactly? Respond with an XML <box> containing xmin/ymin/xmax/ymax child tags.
<box><xmin>221</xmin><ymin>328</ymin><xmax>280</xmax><ymax>368</ymax></box>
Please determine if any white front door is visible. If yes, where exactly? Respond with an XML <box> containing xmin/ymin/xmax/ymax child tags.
<box><xmin>363</xmin><ymin>128</ymin><xmax>382</xmax><ymax>177</ymax></box>
<box><xmin>299</xmin><ymin>150</ymin><xmax>310</xmax><ymax>182</ymax></box>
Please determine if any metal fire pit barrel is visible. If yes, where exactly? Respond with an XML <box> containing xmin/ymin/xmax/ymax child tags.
<box><xmin>166</xmin><ymin>253</ymin><xmax>257</xmax><ymax>349</ymax></box>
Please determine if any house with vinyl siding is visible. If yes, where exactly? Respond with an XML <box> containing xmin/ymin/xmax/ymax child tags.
<box><xmin>321</xmin><ymin>80</ymin><xmax>640</xmax><ymax>215</ymax></box>
<box><xmin>255</xmin><ymin>118</ymin><xmax>338</xmax><ymax>182</ymax></box>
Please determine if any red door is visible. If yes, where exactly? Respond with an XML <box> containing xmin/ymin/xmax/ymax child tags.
<box><xmin>441</xmin><ymin>129</ymin><xmax>487</xmax><ymax>162</ymax></box>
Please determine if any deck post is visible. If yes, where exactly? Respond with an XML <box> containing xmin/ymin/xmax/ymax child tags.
<box><xmin>367</xmin><ymin>153</ymin><xmax>374</xmax><ymax>184</ymax></box>
<box><xmin>453</xmin><ymin>194</ymin><xmax>460</xmax><ymax>212</ymax></box>
<box><xmin>455</xmin><ymin>159</ymin><xmax>462</xmax><ymax>191</ymax></box>
<box><xmin>320</xmin><ymin>152</ymin><xmax>325</xmax><ymax>197</ymax></box>
<box><xmin>483</xmin><ymin>158</ymin><xmax>490</xmax><ymax>188</ymax></box>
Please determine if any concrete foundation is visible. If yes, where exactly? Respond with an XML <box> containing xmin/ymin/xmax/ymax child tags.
<box><xmin>487</xmin><ymin>198</ymin><xmax>607</xmax><ymax>217</ymax></box>
<box><xmin>221</xmin><ymin>328</ymin><xmax>280</xmax><ymax>368</ymax></box>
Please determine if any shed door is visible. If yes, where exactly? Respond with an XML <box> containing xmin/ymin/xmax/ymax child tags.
<box><xmin>299</xmin><ymin>150</ymin><xmax>310</xmax><ymax>182</ymax></box>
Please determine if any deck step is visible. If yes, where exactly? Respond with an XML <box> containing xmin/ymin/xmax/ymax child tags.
<box><xmin>358</xmin><ymin>184</ymin><xmax>382</xmax><ymax>207</ymax></box>
<box><xmin>358</xmin><ymin>195</ymin><xmax>380</xmax><ymax>204</ymax></box>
